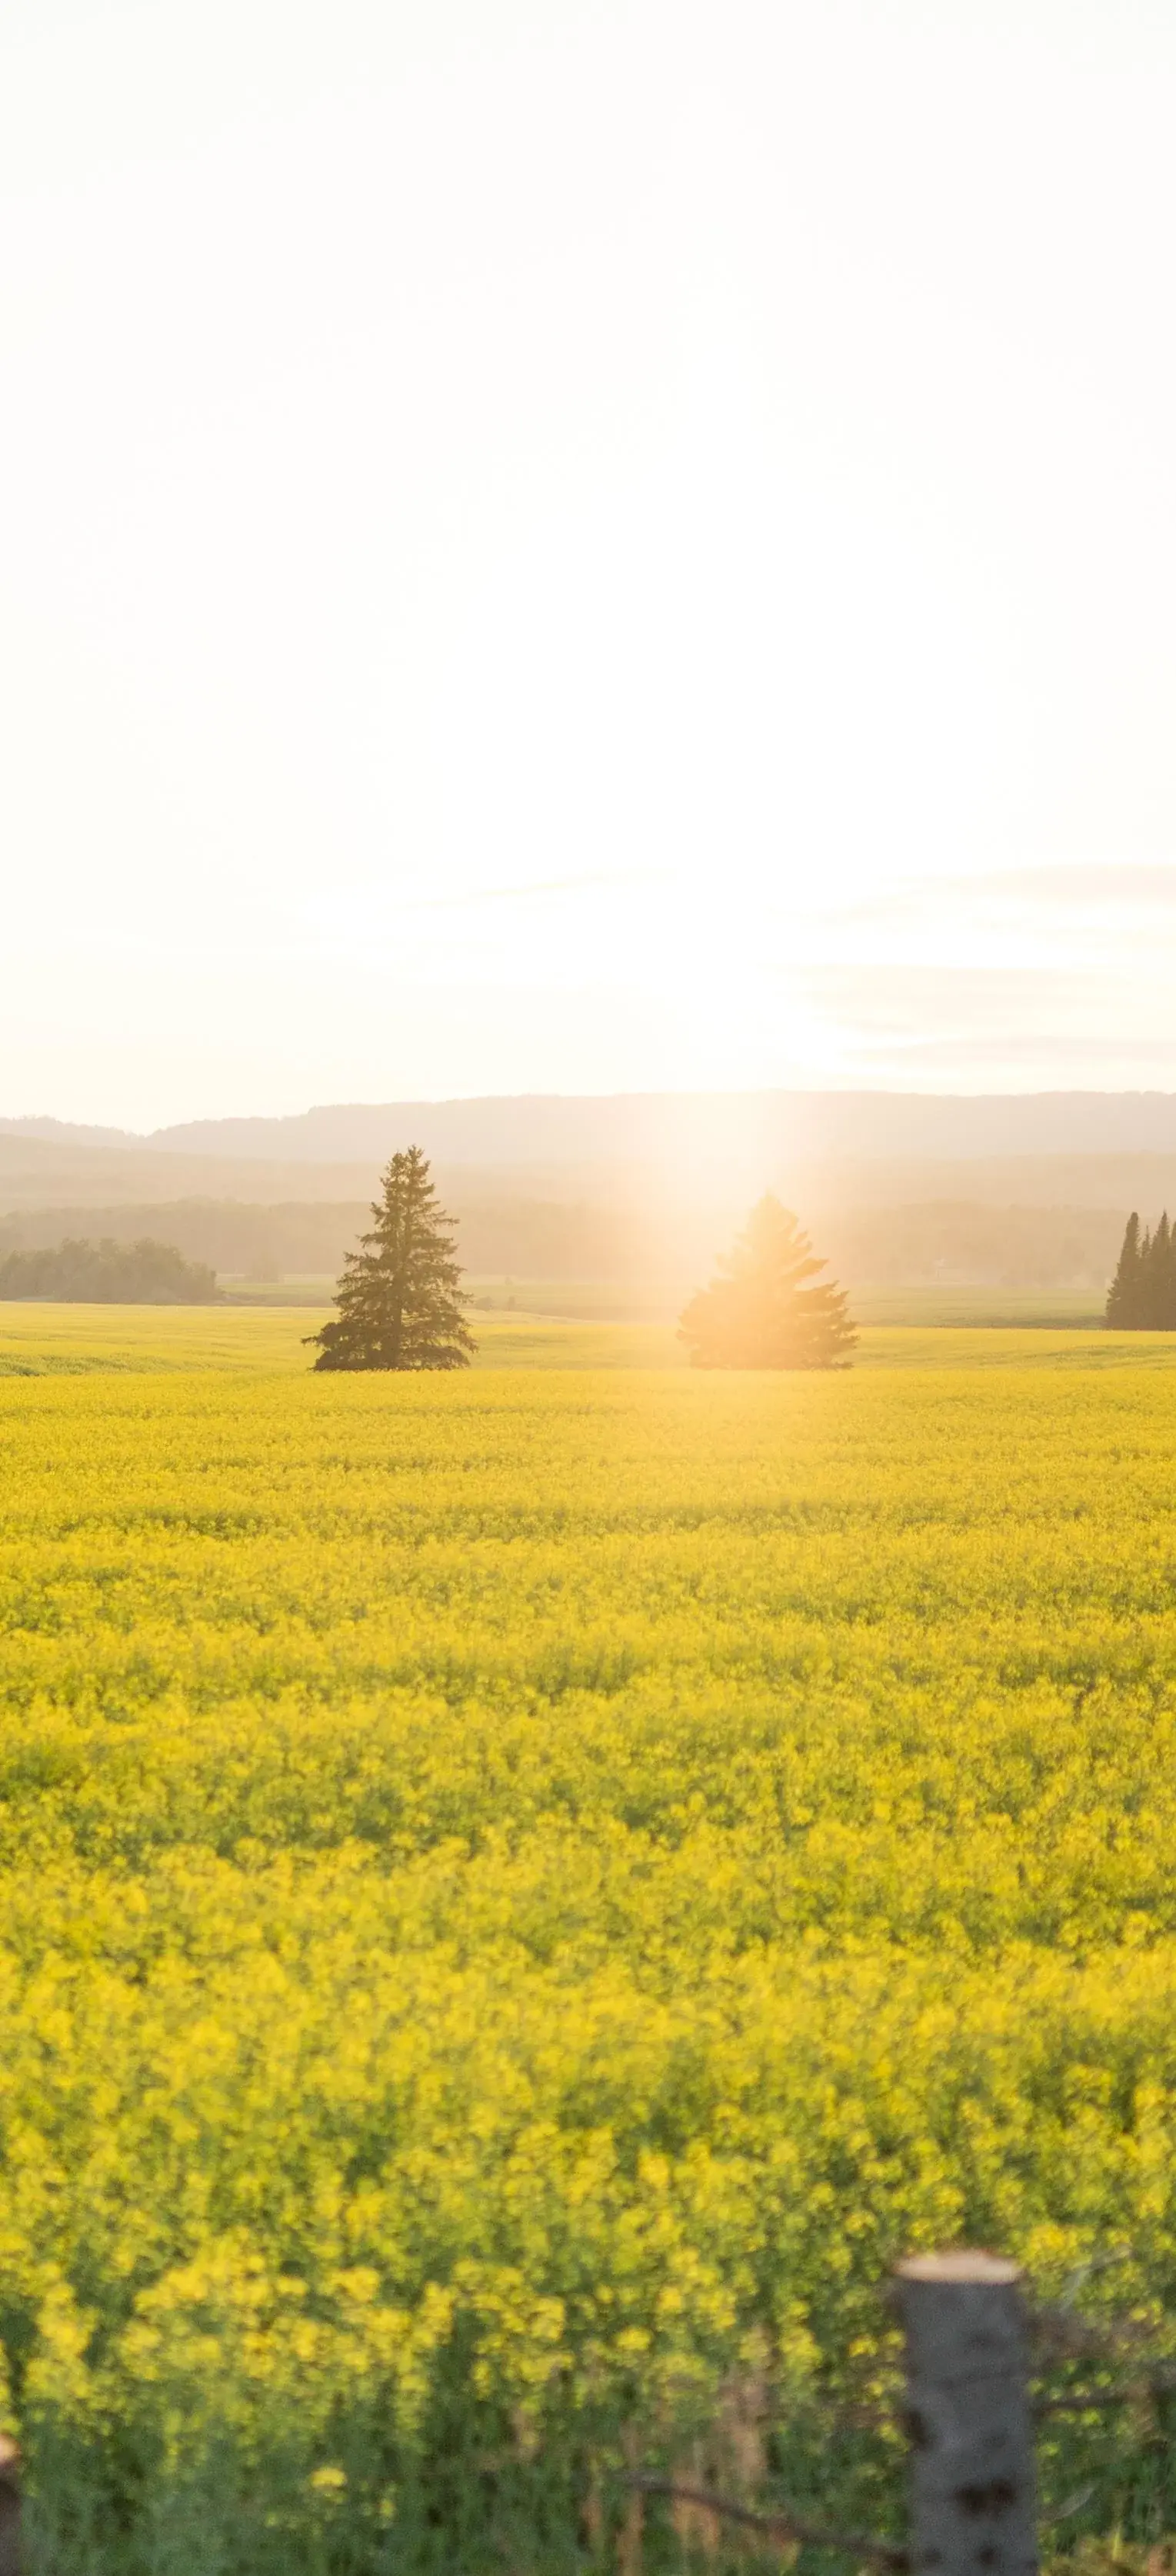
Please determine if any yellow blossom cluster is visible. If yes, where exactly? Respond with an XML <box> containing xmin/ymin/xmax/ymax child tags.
<box><xmin>0</xmin><ymin>1353</ymin><xmax>1175</xmax><ymax>2565</ymax></box>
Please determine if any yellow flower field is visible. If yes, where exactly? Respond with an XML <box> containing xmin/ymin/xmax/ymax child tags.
<box><xmin>2</xmin><ymin>1308</ymin><xmax>1176</xmax><ymax>2568</ymax></box>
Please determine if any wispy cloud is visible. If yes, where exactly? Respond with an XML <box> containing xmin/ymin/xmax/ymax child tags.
<box><xmin>840</xmin><ymin>864</ymin><xmax>1176</xmax><ymax>930</ymax></box>
<box><xmin>399</xmin><ymin>872</ymin><xmax>658</xmax><ymax>913</ymax></box>
<box><xmin>976</xmin><ymin>865</ymin><xmax>1176</xmax><ymax>908</ymax></box>
<box><xmin>851</xmin><ymin>1030</ymin><xmax>1176</xmax><ymax>1072</ymax></box>
<box><xmin>778</xmin><ymin>952</ymin><xmax>1176</xmax><ymax>1081</ymax></box>
<box><xmin>797</xmin><ymin>959</ymin><xmax>1112</xmax><ymax>1034</ymax></box>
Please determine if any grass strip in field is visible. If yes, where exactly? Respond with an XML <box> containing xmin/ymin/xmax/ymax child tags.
<box><xmin>6</xmin><ymin>1301</ymin><xmax>1176</xmax><ymax>1375</ymax></box>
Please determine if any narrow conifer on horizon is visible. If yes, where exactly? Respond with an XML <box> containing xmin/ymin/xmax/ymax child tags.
<box><xmin>1105</xmin><ymin>1209</ymin><xmax>1176</xmax><ymax>1329</ymax></box>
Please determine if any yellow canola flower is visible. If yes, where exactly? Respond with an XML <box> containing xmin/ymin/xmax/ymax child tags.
<box><xmin>0</xmin><ymin>1350</ymin><xmax>1174</xmax><ymax>2558</ymax></box>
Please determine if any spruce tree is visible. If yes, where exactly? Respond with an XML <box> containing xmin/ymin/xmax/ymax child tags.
<box><xmin>1105</xmin><ymin>1212</ymin><xmax>1142</xmax><ymax>1327</ymax></box>
<box><xmin>306</xmin><ymin>1147</ymin><xmax>475</xmax><ymax>1371</ymax></box>
<box><xmin>1146</xmin><ymin>1211</ymin><xmax>1171</xmax><ymax>1327</ymax></box>
<box><xmin>1104</xmin><ymin>1211</ymin><xmax>1176</xmax><ymax>1330</ymax></box>
<box><xmin>1151</xmin><ymin>1211</ymin><xmax>1176</xmax><ymax>1326</ymax></box>
<box><xmin>678</xmin><ymin>1195</ymin><xmax>856</xmax><ymax>1370</ymax></box>
<box><xmin>1138</xmin><ymin>1222</ymin><xmax>1154</xmax><ymax>1321</ymax></box>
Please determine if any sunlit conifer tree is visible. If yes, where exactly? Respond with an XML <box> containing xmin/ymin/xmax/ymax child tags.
<box><xmin>678</xmin><ymin>1194</ymin><xmax>855</xmax><ymax>1369</ymax></box>
<box><xmin>306</xmin><ymin>1147</ymin><xmax>475</xmax><ymax>1370</ymax></box>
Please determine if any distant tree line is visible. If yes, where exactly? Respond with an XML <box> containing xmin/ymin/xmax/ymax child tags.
<box><xmin>1105</xmin><ymin>1212</ymin><xmax>1176</xmax><ymax>1328</ymax></box>
<box><xmin>0</xmin><ymin>1238</ymin><xmax>220</xmax><ymax>1304</ymax></box>
<box><xmin>0</xmin><ymin>1201</ymin><xmax>370</xmax><ymax>1282</ymax></box>
<box><xmin>825</xmin><ymin>1201</ymin><xmax>1123</xmax><ymax>1291</ymax></box>
<box><xmin>0</xmin><ymin>1194</ymin><xmax>1132</xmax><ymax>1290</ymax></box>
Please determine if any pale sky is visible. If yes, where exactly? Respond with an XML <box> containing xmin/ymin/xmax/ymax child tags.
<box><xmin>5</xmin><ymin>0</ymin><xmax>1176</xmax><ymax>1125</ymax></box>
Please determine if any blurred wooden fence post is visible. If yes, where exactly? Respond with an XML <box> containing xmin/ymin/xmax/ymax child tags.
<box><xmin>894</xmin><ymin>2253</ymin><xmax>1037</xmax><ymax>2576</ymax></box>
<box><xmin>0</xmin><ymin>2435</ymin><xmax>19</xmax><ymax>2576</ymax></box>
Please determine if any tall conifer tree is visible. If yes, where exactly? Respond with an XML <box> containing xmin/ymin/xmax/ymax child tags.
<box><xmin>1108</xmin><ymin>1211</ymin><xmax>1141</xmax><ymax>1324</ymax></box>
<box><xmin>1105</xmin><ymin>1211</ymin><xmax>1176</xmax><ymax>1330</ymax></box>
<box><xmin>1107</xmin><ymin>1211</ymin><xmax>1143</xmax><ymax>1326</ymax></box>
<box><xmin>306</xmin><ymin>1148</ymin><xmax>475</xmax><ymax>1371</ymax></box>
<box><xmin>1148</xmin><ymin>1212</ymin><xmax>1171</xmax><ymax>1326</ymax></box>
<box><xmin>1148</xmin><ymin>1211</ymin><xmax>1176</xmax><ymax>1328</ymax></box>
<box><xmin>678</xmin><ymin>1196</ymin><xmax>855</xmax><ymax>1370</ymax></box>
<box><xmin>1139</xmin><ymin>1222</ymin><xmax>1154</xmax><ymax>1316</ymax></box>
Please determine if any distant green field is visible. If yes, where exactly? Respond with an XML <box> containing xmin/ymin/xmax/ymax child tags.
<box><xmin>0</xmin><ymin>1300</ymin><xmax>1172</xmax><ymax>1377</ymax></box>
<box><xmin>224</xmin><ymin>1275</ymin><xmax>1112</xmax><ymax>1327</ymax></box>
<box><xmin>0</xmin><ymin>1300</ymin><xmax>321</xmax><ymax>1372</ymax></box>
<box><xmin>219</xmin><ymin>1275</ymin><xmax>337</xmax><ymax>1307</ymax></box>
<box><xmin>223</xmin><ymin>1273</ymin><xmax>688</xmax><ymax>1319</ymax></box>
<box><xmin>850</xmin><ymin>1282</ymin><xmax>1105</xmax><ymax>1326</ymax></box>
<box><xmin>0</xmin><ymin>1303</ymin><xmax>681</xmax><ymax>1373</ymax></box>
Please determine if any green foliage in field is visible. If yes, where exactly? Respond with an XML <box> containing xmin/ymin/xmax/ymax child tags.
<box><xmin>2</xmin><ymin>1341</ymin><xmax>1176</xmax><ymax>2564</ymax></box>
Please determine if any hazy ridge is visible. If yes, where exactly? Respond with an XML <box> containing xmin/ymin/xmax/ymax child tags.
<box><xmin>10</xmin><ymin>1087</ymin><xmax>1176</xmax><ymax>1167</ymax></box>
<box><xmin>5</xmin><ymin>1097</ymin><xmax>1176</xmax><ymax>1291</ymax></box>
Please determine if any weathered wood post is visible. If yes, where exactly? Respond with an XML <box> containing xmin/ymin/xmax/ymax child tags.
<box><xmin>0</xmin><ymin>2434</ymin><xmax>19</xmax><ymax>2576</ymax></box>
<box><xmin>894</xmin><ymin>2252</ymin><xmax>1036</xmax><ymax>2576</ymax></box>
